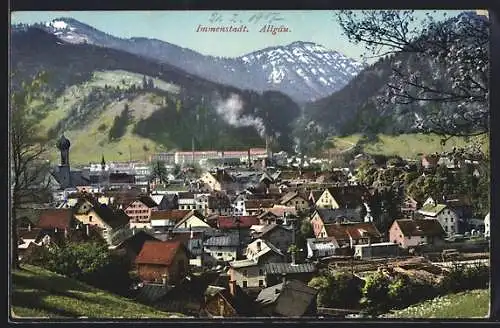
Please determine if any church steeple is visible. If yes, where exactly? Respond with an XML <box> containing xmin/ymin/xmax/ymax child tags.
<box><xmin>101</xmin><ymin>154</ymin><xmax>106</xmax><ymax>171</ymax></box>
<box><xmin>56</xmin><ymin>134</ymin><xmax>71</xmax><ymax>166</ymax></box>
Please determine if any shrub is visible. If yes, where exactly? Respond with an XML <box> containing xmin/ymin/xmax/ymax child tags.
<box><xmin>309</xmin><ymin>272</ymin><xmax>363</xmax><ymax>309</ymax></box>
<box><xmin>25</xmin><ymin>242</ymin><xmax>133</xmax><ymax>296</ymax></box>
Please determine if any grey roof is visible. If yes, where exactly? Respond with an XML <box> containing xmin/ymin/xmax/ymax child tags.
<box><xmin>254</xmin><ymin>224</ymin><xmax>292</xmax><ymax>238</ymax></box>
<box><xmin>204</xmin><ymin>234</ymin><xmax>240</xmax><ymax>247</ymax></box>
<box><xmin>255</xmin><ymin>280</ymin><xmax>318</xmax><ymax>316</ymax></box>
<box><xmin>315</xmin><ymin>208</ymin><xmax>358</xmax><ymax>223</ymax></box>
<box><xmin>263</xmin><ymin>263</ymin><xmax>317</xmax><ymax>275</ymax></box>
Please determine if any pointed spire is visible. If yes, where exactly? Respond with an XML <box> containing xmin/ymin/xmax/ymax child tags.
<box><xmin>101</xmin><ymin>154</ymin><xmax>106</xmax><ymax>167</ymax></box>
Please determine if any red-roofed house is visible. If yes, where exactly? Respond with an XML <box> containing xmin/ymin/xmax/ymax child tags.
<box><xmin>36</xmin><ymin>208</ymin><xmax>76</xmax><ymax>232</ymax></box>
<box><xmin>135</xmin><ymin>241</ymin><xmax>190</xmax><ymax>284</ymax></box>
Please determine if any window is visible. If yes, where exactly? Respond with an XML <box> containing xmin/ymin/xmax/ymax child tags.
<box><xmin>445</xmin><ymin>226</ymin><xmax>448</xmax><ymax>232</ymax></box>
<box><xmin>451</xmin><ymin>217</ymin><xmax>454</xmax><ymax>222</ymax></box>
<box><xmin>259</xmin><ymin>280</ymin><xmax>264</xmax><ymax>287</ymax></box>
<box><xmin>445</xmin><ymin>218</ymin><xmax>448</xmax><ymax>222</ymax></box>
<box><xmin>243</xmin><ymin>281</ymin><xmax>248</xmax><ymax>288</ymax></box>
<box><xmin>89</xmin><ymin>216</ymin><xmax>93</xmax><ymax>222</ymax></box>
<box><xmin>217</xmin><ymin>252</ymin><xmax>223</xmax><ymax>256</ymax></box>
<box><xmin>259</xmin><ymin>269</ymin><xmax>263</xmax><ymax>275</ymax></box>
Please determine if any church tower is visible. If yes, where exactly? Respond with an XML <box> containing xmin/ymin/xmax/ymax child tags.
<box><xmin>56</xmin><ymin>134</ymin><xmax>71</xmax><ymax>188</ymax></box>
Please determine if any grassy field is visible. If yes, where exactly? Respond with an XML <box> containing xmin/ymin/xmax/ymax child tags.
<box><xmin>329</xmin><ymin>133</ymin><xmax>489</xmax><ymax>159</ymax></box>
<box><xmin>11</xmin><ymin>265</ymin><xmax>182</xmax><ymax>319</ymax></box>
<box><xmin>382</xmin><ymin>289</ymin><xmax>490</xmax><ymax>318</ymax></box>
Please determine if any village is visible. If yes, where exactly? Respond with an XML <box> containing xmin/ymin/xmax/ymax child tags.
<box><xmin>15</xmin><ymin>134</ymin><xmax>490</xmax><ymax>318</ymax></box>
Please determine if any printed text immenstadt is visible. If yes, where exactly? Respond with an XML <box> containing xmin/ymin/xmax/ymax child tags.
<box><xmin>195</xmin><ymin>24</ymin><xmax>291</xmax><ymax>35</ymax></box>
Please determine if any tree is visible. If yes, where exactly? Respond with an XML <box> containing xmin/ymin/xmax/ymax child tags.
<box><xmin>337</xmin><ymin>10</ymin><xmax>489</xmax><ymax>138</ymax></box>
<box><xmin>308</xmin><ymin>272</ymin><xmax>363</xmax><ymax>308</ymax></box>
<box><xmin>108</xmin><ymin>103</ymin><xmax>130</xmax><ymax>141</ymax></box>
<box><xmin>149</xmin><ymin>160</ymin><xmax>168</xmax><ymax>185</ymax></box>
<box><xmin>10</xmin><ymin>72</ymin><xmax>53</xmax><ymax>269</ymax></box>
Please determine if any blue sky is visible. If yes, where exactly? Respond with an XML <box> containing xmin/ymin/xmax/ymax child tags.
<box><xmin>11</xmin><ymin>10</ymin><xmax>466</xmax><ymax>63</ymax></box>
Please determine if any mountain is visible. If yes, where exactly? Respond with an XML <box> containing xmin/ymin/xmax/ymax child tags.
<box><xmin>10</xmin><ymin>27</ymin><xmax>302</xmax><ymax>163</ymax></box>
<box><xmin>301</xmin><ymin>12</ymin><xmax>488</xmax><ymax>139</ymax></box>
<box><xmin>33</xmin><ymin>18</ymin><xmax>365</xmax><ymax>103</ymax></box>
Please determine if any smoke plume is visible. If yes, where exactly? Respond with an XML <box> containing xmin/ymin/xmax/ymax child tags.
<box><xmin>215</xmin><ymin>93</ymin><xmax>266</xmax><ymax>137</ymax></box>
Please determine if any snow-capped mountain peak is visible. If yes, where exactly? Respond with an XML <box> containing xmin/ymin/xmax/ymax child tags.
<box><xmin>36</xmin><ymin>18</ymin><xmax>366</xmax><ymax>102</ymax></box>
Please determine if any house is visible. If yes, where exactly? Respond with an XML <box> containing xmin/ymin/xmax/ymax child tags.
<box><xmin>125</xmin><ymin>196</ymin><xmax>159</xmax><ymax>229</ymax></box>
<box><xmin>174</xmin><ymin>210</ymin><xmax>210</xmax><ymax>229</ymax></box>
<box><xmin>263</xmin><ymin>262</ymin><xmax>317</xmax><ymax>286</ymax></box>
<box><xmin>255</xmin><ymin>279</ymin><xmax>318</xmax><ymax>317</ymax></box>
<box><xmin>389</xmin><ymin>219</ymin><xmax>446</xmax><ymax>249</ymax></box>
<box><xmin>252</xmin><ymin>224</ymin><xmax>294</xmax><ymax>256</ymax></box>
<box><xmin>35</xmin><ymin>208</ymin><xmax>77</xmax><ymax>240</ymax></box>
<box><xmin>229</xmin><ymin>239</ymin><xmax>285</xmax><ymax>289</ymax></box>
<box><xmin>150</xmin><ymin>209</ymin><xmax>192</xmax><ymax>233</ymax></box>
<box><xmin>279</xmin><ymin>191</ymin><xmax>309</xmax><ymax>211</ymax></box>
<box><xmin>232</xmin><ymin>193</ymin><xmax>248</xmax><ymax>216</ymax></box>
<box><xmin>417</xmin><ymin>201</ymin><xmax>459</xmax><ymax>236</ymax></box>
<box><xmin>110</xmin><ymin>230</ymin><xmax>160</xmax><ymax>266</ymax></box>
<box><xmin>200</xmin><ymin>170</ymin><xmax>236</xmax><ymax>192</ymax></box>
<box><xmin>316</xmin><ymin>222</ymin><xmax>383</xmax><ymax>248</ymax></box>
<box><xmin>73</xmin><ymin>197</ymin><xmax>130</xmax><ymax>243</ymax></box>
<box><xmin>401</xmin><ymin>196</ymin><xmax>420</xmax><ymax>218</ymax></box>
<box><xmin>310</xmin><ymin>209</ymin><xmax>361</xmax><ymax>238</ymax></box>
<box><xmin>306</xmin><ymin>237</ymin><xmax>339</xmax><ymax>259</ymax></box>
<box><xmin>178</xmin><ymin>192</ymin><xmax>197</xmax><ymax>211</ymax></box>
<box><xmin>203</xmin><ymin>282</ymin><xmax>256</xmax><ymax>317</ymax></box>
<box><xmin>315</xmin><ymin>186</ymin><xmax>368</xmax><ymax>210</ymax></box>
<box><xmin>207</xmin><ymin>192</ymin><xmax>233</xmax><ymax>216</ymax></box>
<box><xmin>203</xmin><ymin>233</ymin><xmax>240</xmax><ymax>266</ymax></box>
<box><xmin>244</xmin><ymin>199</ymin><xmax>276</xmax><ymax>216</ymax></box>
<box><xmin>135</xmin><ymin>240</ymin><xmax>190</xmax><ymax>285</ymax></box>
<box><xmin>484</xmin><ymin>213</ymin><xmax>490</xmax><ymax>238</ymax></box>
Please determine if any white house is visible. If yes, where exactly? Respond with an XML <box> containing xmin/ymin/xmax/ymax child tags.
<box><xmin>417</xmin><ymin>201</ymin><xmax>459</xmax><ymax>236</ymax></box>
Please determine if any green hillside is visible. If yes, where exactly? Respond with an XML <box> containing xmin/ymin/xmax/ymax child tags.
<box><xmin>328</xmin><ymin>133</ymin><xmax>489</xmax><ymax>159</ymax></box>
<box><xmin>382</xmin><ymin>289</ymin><xmax>489</xmax><ymax>318</ymax></box>
<box><xmin>11</xmin><ymin>265</ymin><xmax>182</xmax><ymax>319</ymax></box>
<box><xmin>37</xmin><ymin>70</ymin><xmax>177</xmax><ymax>164</ymax></box>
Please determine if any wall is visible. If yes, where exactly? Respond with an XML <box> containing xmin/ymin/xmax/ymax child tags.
<box><xmin>230</xmin><ymin>265</ymin><xmax>266</xmax><ymax>288</ymax></box>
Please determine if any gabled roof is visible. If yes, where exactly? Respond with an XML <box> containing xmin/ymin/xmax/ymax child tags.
<box><xmin>150</xmin><ymin>209</ymin><xmax>191</xmax><ymax>222</ymax></box>
<box><xmin>174</xmin><ymin>210</ymin><xmax>207</xmax><ymax>228</ymax></box>
<box><xmin>418</xmin><ymin>204</ymin><xmax>447</xmax><ymax>216</ymax></box>
<box><xmin>323</xmin><ymin>222</ymin><xmax>381</xmax><ymax>241</ymax></box>
<box><xmin>254</xmin><ymin>224</ymin><xmax>292</xmax><ymax>239</ymax></box>
<box><xmin>279</xmin><ymin>192</ymin><xmax>300</xmax><ymax>205</ymax></box>
<box><xmin>394</xmin><ymin>219</ymin><xmax>446</xmax><ymax>237</ymax></box>
<box><xmin>137</xmin><ymin>196</ymin><xmax>158</xmax><ymax>208</ymax></box>
<box><xmin>36</xmin><ymin>209</ymin><xmax>74</xmax><ymax>230</ymax></box>
<box><xmin>313</xmin><ymin>208</ymin><xmax>354</xmax><ymax>223</ymax></box>
<box><xmin>255</xmin><ymin>280</ymin><xmax>318</xmax><ymax>316</ymax></box>
<box><xmin>325</xmin><ymin>186</ymin><xmax>368</xmax><ymax>208</ymax></box>
<box><xmin>309</xmin><ymin>190</ymin><xmax>323</xmax><ymax>202</ymax></box>
<box><xmin>218</xmin><ymin>216</ymin><xmax>260</xmax><ymax>229</ymax></box>
<box><xmin>135</xmin><ymin>240</ymin><xmax>184</xmax><ymax>266</ymax></box>
<box><xmin>178</xmin><ymin>192</ymin><xmax>195</xmax><ymax>200</ymax></box>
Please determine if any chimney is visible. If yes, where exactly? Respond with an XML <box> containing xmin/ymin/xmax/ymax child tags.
<box><xmin>256</xmin><ymin>241</ymin><xmax>262</xmax><ymax>252</ymax></box>
<box><xmin>28</xmin><ymin>224</ymin><xmax>32</xmax><ymax>232</ymax></box>
<box><xmin>190</xmin><ymin>229</ymin><xmax>194</xmax><ymax>239</ymax></box>
<box><xmin>229</xmin><ymin>280</ymin><xmax>237</xmax><ymax>296</ymax></box>
<box><xmin>86</xmin><ymin>224</ymin><xmax>90</xmax><ymax>236</ymax></box>
<box><xmin>64</xmin><ymin>228</ymin><xmax>68</xmax><ymax>239</ymax></box>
